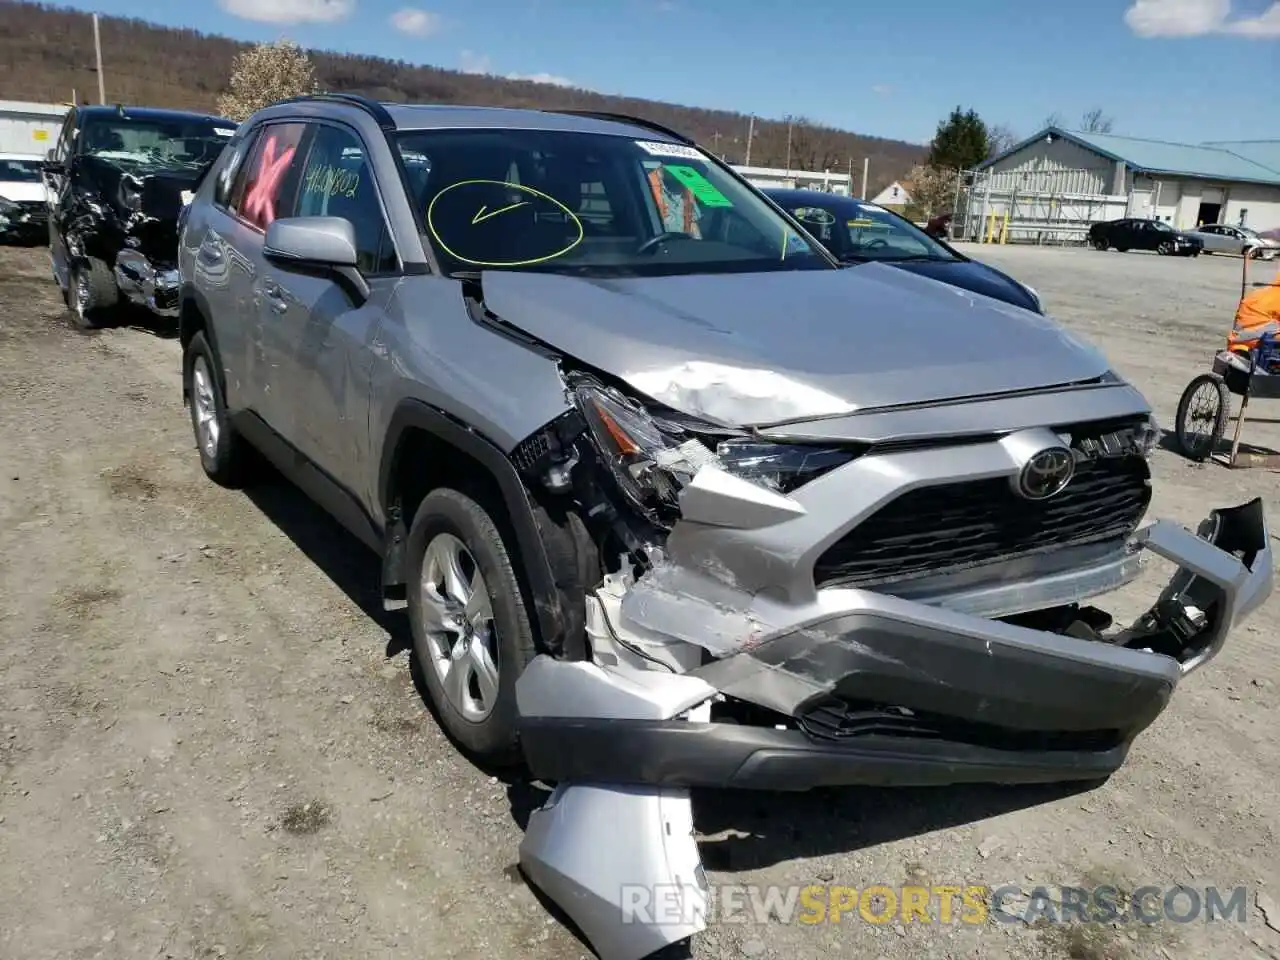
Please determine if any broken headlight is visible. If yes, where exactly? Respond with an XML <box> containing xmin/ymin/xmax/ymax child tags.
<box><xmin>573</xmin><ymin>382</ymin><xmax>859</xmax><ymax>523</ymax></box>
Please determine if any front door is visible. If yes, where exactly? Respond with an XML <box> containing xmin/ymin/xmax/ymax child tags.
<box><xmin>46</xmin><ymin>108</ymin><xmax>77</xmax><ymax>288</ymax></box>
<box><xmin>263</xmin><ymin>121</ymin><xmax>401</xmax><ymax>500</ymax></box>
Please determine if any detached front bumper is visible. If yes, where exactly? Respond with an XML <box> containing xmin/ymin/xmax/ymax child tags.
<box><xmin>114</xmin><ymin>249</ymin><xmax>180</xmax><ymax>318</ymax></box>
<box><xmin>517</xmin><ymin>499</ymin><xmax>1271</xmax><ymax>790</ymax></box>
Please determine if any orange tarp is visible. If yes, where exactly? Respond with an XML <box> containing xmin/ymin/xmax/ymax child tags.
<box><xmin>1228</xmin><ymin>266</ymin><xmax>1280</xmax><ymax>354</ymax></box>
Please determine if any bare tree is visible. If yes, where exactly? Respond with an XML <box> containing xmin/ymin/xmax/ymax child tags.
<box><xmin>1042</xmin><ymin>111</ymin><xmax>1064</xmax><ymax>129</ymax></box>
<box><xmin>987</xmin><ymin>123</ymin><xmax>1018</xmax><ymax>159</ymax></box>
<box><xmin>217</xmin><ymin>39</ymin><xmax>318</xmax><ymax>122</ymax></box>
<box><xmin>1079</xmin><ymin>107</ymin><xmax>1115</xmax><ymax>134</ymax></box>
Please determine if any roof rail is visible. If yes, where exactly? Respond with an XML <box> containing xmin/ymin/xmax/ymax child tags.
<box><xmin>544</xmin><ymin>109</ymin><xmax>694</xmax><ymax>146</ymax></box>
<box><xmin>276</xmin><ymin>93</ymin><xmax>397</xmax><ymax>131</ymax></box>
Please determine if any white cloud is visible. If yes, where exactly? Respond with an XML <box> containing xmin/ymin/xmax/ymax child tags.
<box><xmin>458</xmin><ymin>49</ymin><xmax>493</xmax><ymax>74</ymax></box>
<box><xmin>458</xmin><ymin>50</ymin><xmax>574</xmax><ymax>87</ymax></box>
<box><xmin>1124</xmin><ymin>0</ymin><xmax>1280</xmax><ymax>38</ymax></box>
<box><xmin>508</xmin><ymin>71</ymin><xmax>574</xmax><ymax>87</ymax></box>
<box><xmin>390</xmin><ymin>8</ymin><xmax>443</xmax><ymax>36</ymax></box>
<box><xmin>218</xmin><ymin>0</ymin><xmax>354</xmax><ymax>23</ymax></box>
<box><xmin>871</xmin><ymin>84</ymin><xmax>893</xmax><ymax>95</ymax></box>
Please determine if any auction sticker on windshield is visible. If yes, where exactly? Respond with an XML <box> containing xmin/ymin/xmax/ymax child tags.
<box><xmin>664</xmin><ymin>165</ymin><xmax>733</xmax><ymax>207</ymax></box>
<box><xmin>215</xmin><ymin>127</ymin><xmax>236</xmax><ymax>137</ymax></box>
<box><xmin>634</xmin><ymin>140</ymin><xmax>706</xmax><ymax>160</ymax></box>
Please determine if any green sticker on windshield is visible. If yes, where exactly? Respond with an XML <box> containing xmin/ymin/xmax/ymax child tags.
<box><xmin>665</xmin><ymin>164</ymin><xmax>733</xmax><ymax>207</ymax></box>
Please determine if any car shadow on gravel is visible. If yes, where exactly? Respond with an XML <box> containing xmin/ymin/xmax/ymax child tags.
<box><xmin>240</xmin><ymin>474</ymin><xmax>411</xmax><ymax>655</ymax></box>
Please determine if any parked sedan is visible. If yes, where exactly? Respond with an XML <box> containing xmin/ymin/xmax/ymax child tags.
<box><xmin>1088</xmin><ymin>218</ymin><xmax>1202</xmax><ymax>256</ymax></box>
<box><xmin>761</xmin><ymin>188</ymin><xmax>1043</xmax><ymax>313</ymax></box>
<box><xmin>1191</xmin><ymin>222</ymin><xmax>1279</xmax><ymax>260</ymax></box>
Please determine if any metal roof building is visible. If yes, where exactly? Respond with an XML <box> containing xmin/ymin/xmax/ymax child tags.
<box><xmin>970</xmin><ymin>126</ymin><xmax>1280</xmax><ymax>243</ymax></box>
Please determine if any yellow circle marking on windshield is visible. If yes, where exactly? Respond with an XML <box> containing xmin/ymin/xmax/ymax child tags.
<box><xmin>426</xmin><ymin>180</ymin><xmax>584</xmax><ymax>268</ymax></box>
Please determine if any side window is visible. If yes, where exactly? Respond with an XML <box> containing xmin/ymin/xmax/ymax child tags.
<box><xmin>295</xmin><ymin>124</ymin><xmax>398</xmax><ymax>275</ymax></box>
<box><xmin>214</xmin><ymin>130</ymin><xmax>257</xmax><ymax>210</ymax></box>
<box><xmin>233</xmin><ymin>122</ymin><xmax>308</xmax><ymax>231</ymax></box>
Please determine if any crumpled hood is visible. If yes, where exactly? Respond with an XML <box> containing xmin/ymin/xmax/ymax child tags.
<box><xmin>480</xmin><ymin>265</ymin><xmax>1112</xmax><ymax>426</ymax></box>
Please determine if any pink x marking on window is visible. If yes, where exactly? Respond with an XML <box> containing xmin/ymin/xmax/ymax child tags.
<box><xmin>242</xmin><ymin>134</ymin><xmax>296</xmax><ymax>226</ymax></box>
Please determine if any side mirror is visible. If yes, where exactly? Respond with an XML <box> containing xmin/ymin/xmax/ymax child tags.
<box><xmin>41</xmin><ymin>159</ymin><xmax>66</xmax><ymax>175</ymax></box>
<box><xmin>263</xmin><ymin>216</ymin><xmax>369</xmax><ymax>303</ymax></box>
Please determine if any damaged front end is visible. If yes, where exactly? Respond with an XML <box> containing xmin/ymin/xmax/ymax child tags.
<box><xmin>510</xmin><ymin>374</ymin><xmax>1272</xmax><ymax>960</ymax></box>
<box><xmin>64</xmin><ymin>156</ymin><xmax>206</xmax><ymax>318</ymax></box>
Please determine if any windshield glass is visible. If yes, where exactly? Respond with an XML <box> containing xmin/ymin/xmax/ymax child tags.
<box><xmin>78</xmin><ymin>116</ymin><xmax>235</xmax><ymax>168</ymax></box>
<box><xmin>773</xmin><ymin>195</ymin><xmax>956</xmax><ymax>263</ymax></box>
<box><xmin>0</xmin><ymin>159</ymin><xmax>43</xmax><ymax>182</ymax></box>
<box><xmin>1238</xmin><ymin>225</ymin><xmax>1259</xmax><ymax>237</ymax></box>
<box><xmin>393</xmin><ymin>128</ymin><xmax>831</xmax><ymax>278</ymax></box>
<box><xmin>1152</xmin><ymin>220</ymin><xmax>1174</xmax><ymax>231</ymax></box>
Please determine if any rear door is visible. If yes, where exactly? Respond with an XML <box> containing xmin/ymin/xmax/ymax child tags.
<box><xmin>262</xmin><ymin>119</ymin><xmax>400</xmax><ymax>500</ymax></box>
<box><xmin>222</xmin><ymin>121</ymin><xmax>309</xmax><ymax>428</ymax></box>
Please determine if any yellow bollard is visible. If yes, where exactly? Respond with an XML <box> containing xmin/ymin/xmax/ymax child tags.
<box><xmin>1000</xmin><ymin>212</ymin><xmax>1009</xmax><ymax>244</ymax></box>
<box><xmin>985</xmin><ymin>211</ymin><xmax>996</xmax><ymax>243</ymax></box>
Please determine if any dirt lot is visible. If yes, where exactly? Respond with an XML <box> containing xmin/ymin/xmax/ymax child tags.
<box><xmin>1</xmin><ymin>242</ymin><xmax>1278</xmax><ymax>960</ymax></box>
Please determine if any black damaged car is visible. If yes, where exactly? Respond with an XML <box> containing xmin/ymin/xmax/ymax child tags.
<box><xmin>43</xmin><ymin>104</ymin><xmax>236</xmax><ymax>328</ymax></box>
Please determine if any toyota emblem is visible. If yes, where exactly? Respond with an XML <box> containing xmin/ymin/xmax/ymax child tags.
<box><xmin>1015</xmin><ymin>446</ymin><xmax>1075</xmax><ymax>500</ymax></box>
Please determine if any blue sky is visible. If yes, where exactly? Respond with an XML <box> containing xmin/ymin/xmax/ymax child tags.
<box><xmin>55</xmin><ymin>0</ymin><xmax>1280</xmax><ymax>145</ymax></box>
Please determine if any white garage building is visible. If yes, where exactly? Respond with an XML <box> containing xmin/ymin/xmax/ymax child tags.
<box><xmin>967</xmin><ymin>126</ymin><xmax>1280</xmax><ymax>244</ymax></box>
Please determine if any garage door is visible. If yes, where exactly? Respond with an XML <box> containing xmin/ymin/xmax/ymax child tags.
<box><xmin>1201</xmin><ymin>186</ymin><xmax>1226</xmax><ymax>205</ymax></box>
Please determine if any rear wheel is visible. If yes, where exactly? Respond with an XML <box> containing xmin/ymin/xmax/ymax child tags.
<box><xmin>1174</xmin><ymin>373</ymin><xmax>1230</xmax><ymax>462</ymax></box>
<box><xmin>183</xmin><ymin>331</ymin><xmax>254</xmax><ymax>487</ymax></box>
<box><xmin>1092</xmin><ymin>237</ymin><xmax>1108</xmax><ymax>251</ymax></box>
<box><xmin>407</xmin><ymin>488</ymin><xmax>538</xmax><ymax>766</ymax></box>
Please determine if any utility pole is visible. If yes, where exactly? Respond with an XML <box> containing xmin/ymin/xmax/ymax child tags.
<box><xmin>847</xmin><ymin>157</ymin><xmax>853</xmax><ymax>194</ymax></box>
<box><xmin>785</xmin><ymin>117</ymin><xmax>793</xmax><ymax>171</ymax></box>
<box><xmin>744</xmin><ymin>115</ymin><xmax>754</xmax><ymax>166</ymax></box>
<box><xmin>93</xmin><ymin>13</ymin><xmax>105</xmax><ymax>104</ymax></box>
<box><xmin>861</xmin><ymin>157</ymin><xmax>869</xmax><ymax>199</ymax></box>
<box><xmin>711</xmin><ymin>131</ymin><xmax>721</xmax><ymax>154</ymax></box>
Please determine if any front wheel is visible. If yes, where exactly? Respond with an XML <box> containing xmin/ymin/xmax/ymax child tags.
<box><xmin>1092</xmin><ymin>237</ymin><xmax>1108</xmax><ymax>251</ymax></box>
<box><xmin>68</xmin><ymin>257</ymin><xmax>118</xmax><ymax>330</ymax></box>
<box><xmin>1174</xmin><ymin>373</ymin><xmax>1230</xmax><ymax>462</ymax></box>
<box><xmin>1157</xmin><ymin>241</ymin><xmax>1174</xmax><ymax>256</ymax></box>
<box><xmin>407</xmin><ymin>488</ymin><xmax>538</xmax><ymax>766</ymax></box>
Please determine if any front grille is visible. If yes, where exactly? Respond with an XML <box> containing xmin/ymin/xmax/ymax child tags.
<box><xmin>813</xmin><ymin>448</ymin><xmax>1151</xmax><ymax>590</ymax></box>
<box><xmin>799</xmin><ymin>698</ymin><xmax>1124</xmax><ymax>753</ymax></box>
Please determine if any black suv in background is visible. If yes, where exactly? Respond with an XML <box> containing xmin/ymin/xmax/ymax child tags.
<box><xmin>1088</xmin><ymin>217</ymin><xmax>1203</xmax><ymax>256</ymax></box>
<box><xmin>43</xmin><ymin>104</ymin><xmax>236</xmax><ymax>328</ymax></box>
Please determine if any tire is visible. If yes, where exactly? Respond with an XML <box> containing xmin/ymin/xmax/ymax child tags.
<box><xmin>68</xmin><ymin>256</ymin><xmax>118</xmax><ymax>330</ymax></box>
<box><xmin>183</xmin><ymin>330</ymin><xmax>254</xmax><ymax>487</ymax></box>
<box><xmin>1156</xmin><ymin>241</ymin><xmax>1174</xmax><ymax>256</ymax></box>
<box><xmin>1092</xmin><ymin>237</ymin><xmax>1108</xmax><ymax>251</ymax></box>
<box><xmin>407</xmin><ymin>488</ymin><xmax>538</xmax><ymax>766</ymax></box>
<box><xmin>1174</xmin><ymin>373</ymin><xmax>1230</xmax><ymax>462</ymax></box>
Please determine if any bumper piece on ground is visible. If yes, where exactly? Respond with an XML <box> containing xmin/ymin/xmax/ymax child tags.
<box><xmin>115</xmin><ymin>249</ymin><xmax>179</xmax><ymax>318</ymax></box>
<box><xmin>519</xmin><ymin>784</ymin><xmax>706</xmax><ymax>960</ymax></box>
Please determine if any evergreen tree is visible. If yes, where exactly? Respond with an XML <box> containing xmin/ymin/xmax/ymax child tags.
<box><xmin>927</xmin><ymin>107</ymin><xmax>990</xmax><ymax>171</ymax></box>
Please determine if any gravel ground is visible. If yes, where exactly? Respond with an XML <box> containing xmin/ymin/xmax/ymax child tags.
<box><xmin>1</xmin><ymin>241</ymin><xmax>1278</xmax><ymax>960</ymax></box>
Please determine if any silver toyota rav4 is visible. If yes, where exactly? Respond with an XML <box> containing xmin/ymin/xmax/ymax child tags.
<box><xmin>178</xmin><ymin>94</ymin><xmax>1272</xmax><ymax>960</ymax></box>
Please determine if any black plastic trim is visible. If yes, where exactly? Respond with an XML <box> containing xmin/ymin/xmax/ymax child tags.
<box><xmin>277</xmin><ymin>93</ymin><xmax>397</xmax><ymax>131</ymax></box>
<box><xmin>518</xmin><ymin>718</ymin><xmax>1128</xmax><ymax>790</ymax></box>
<box><xmin>378</xmin><ymin>399</ymin><xmax>568</xmax><ymax>652</ymax></box>
<box><xmin>543</xmin><ymin>109</ymin><xmax>694</xmax><ymax>145</ymax></box>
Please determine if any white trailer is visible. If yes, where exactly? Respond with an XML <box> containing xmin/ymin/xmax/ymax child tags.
<box><xmin>0</xmin><ymin>101</ymin><xmax>69</xmax><ymax>157</ymax></box>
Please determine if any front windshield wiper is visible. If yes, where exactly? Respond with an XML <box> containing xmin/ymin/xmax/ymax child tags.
<box><xmin>878</xmin><ymin>254</ymin><xmax>957</xmax><ymax>263</ymax></box>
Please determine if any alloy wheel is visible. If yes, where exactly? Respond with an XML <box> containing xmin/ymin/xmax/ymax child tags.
<box><xmin>417</xmin><ymin>532</ymin><xmax>500</xmax><ymax>722</ymax></box>
<box><xmin>190</xmin><ymin>355</ymin><xmax>221</xmax><ymax>459</ymax></box>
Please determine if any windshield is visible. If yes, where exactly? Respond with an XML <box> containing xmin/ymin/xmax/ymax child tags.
<box><xmin>393</xmin><ymin>128</ymin><xmax>832</xmax><ymax>278</ymax></box>
<box><xmin>79</xmin><ymin>117</ymin><xmax>235</xmax><ymax>168</ymax></box>
<box><xmin>1238</xmin><ymin>225</ymin><xmax>1259</xmax><ymax>237</ymax></box>
<box><xmin>773</xmin><ymin>195</ymin><xmax>957</xmax><ymax>263</ymax></box>
<box><xmin>1152</xmin><ymin>220</ymin><xmax>1174</xmax><ymax>231</ymax></box>
<box><xmin>0</xmin><ymin>159</ymin><xmax>43</xmax><ymax>182</ymax></box>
